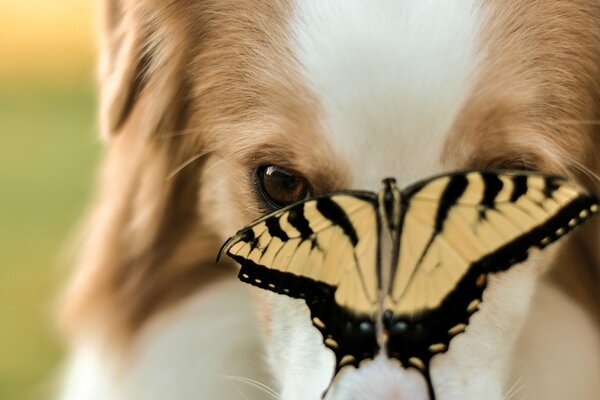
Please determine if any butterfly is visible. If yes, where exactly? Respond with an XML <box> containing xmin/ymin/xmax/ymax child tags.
<box><xmin>217</xmin><ymin>170</ymin><xmax>598</xmax><ymax>399</ymax></box>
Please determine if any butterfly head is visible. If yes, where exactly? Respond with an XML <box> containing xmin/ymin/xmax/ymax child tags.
<box><xmin>381</xmin><ymin>177</ymin><xmax>398</xmax><ymax>190</ymax></box>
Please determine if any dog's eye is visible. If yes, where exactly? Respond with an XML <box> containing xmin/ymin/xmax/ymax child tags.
<box><xmin>256</xmin><ymin>165</ymin><xmax>310</xmax><ymax>209</ymax></box>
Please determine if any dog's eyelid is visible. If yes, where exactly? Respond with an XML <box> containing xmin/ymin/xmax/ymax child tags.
<box><xmin>496</xmin><ymin>160</ymin><xmax>536</xmax><ymax>171</ymax></box>
<box><xmin>236</xmin><ymin>147</ymin><xmax>299</xmax><ymax>169</ymax></box>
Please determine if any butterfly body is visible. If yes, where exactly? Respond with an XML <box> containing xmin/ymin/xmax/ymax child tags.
<box><xmin>218</xmin><ymin>170</ymin><xmax>598</xmax><ymax>399</ymax></box>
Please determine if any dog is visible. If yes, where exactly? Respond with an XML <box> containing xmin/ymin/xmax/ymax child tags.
<box><xmin>58</xmin><ymin>1</ymin><xmax>600</xmax><ymax>399</ymax></box>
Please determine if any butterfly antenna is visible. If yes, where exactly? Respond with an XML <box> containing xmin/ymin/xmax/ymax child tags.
<box><xmin>216</xmin><ymin>238</ymin><xmax>233</xmax><ymax>262</ymax></box>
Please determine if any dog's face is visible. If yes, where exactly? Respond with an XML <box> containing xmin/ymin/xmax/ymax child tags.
<box><xmin>201</xmin><ymin>2</ymin><xmax>599</xmax><ymax>398</ymax></box>
<box><xmin>61</xmin><ymin>1</ymin><xmax>600</xmax><ymax>399</ymax></box>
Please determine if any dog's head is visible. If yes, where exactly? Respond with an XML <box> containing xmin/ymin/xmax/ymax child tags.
<box><xmin>62</xmin><ymin>1</ymin><xmax>600</xmax><ymax>399</ymax></box>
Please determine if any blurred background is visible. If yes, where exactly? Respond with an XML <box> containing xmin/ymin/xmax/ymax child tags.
<box><xmin>0</xmin><ymin>1</ymin><xmax>98</xmax><ymax>398</ymax></box>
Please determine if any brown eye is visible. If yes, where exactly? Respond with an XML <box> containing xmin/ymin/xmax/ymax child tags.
<box><xmin>256</xmin><ymin>165</ymin><xmax>310</xmax><ymax>208</ymax></box>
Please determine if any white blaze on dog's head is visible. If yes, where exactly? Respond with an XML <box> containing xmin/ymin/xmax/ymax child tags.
<box><xmin>291</xmin><ymin>0</ymin><xmax>482</xmax><ymax>190</ymax></box>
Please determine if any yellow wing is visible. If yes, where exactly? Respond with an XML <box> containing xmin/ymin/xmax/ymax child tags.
<box><xmin>220</xmin><ymin>193</ymin><xmax>381</xmax><ymax>373</ymax></box>
<box><xmin>387</xmin><ymin>170</ymin><xmax>598</xmax><ymax>316</ymax></box>
<box><xmin>220</xmin><ymin>193</ymin><xmax>379</xmax><ymax>314</ymax></box>
<box><xmin>384</xmin><ymin>170</ymin><xmax>598</xmax><ymax>377</ymax></box>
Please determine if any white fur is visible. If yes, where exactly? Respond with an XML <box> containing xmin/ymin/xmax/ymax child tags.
<box><xmin>266</xmin><ymin>296</ymin><xmax>334</xmax><ymax>400</ymax></box>
<box><xmin>291</xmin><ymin>0</ymin><xmax>482</xmax><ymax>190</ymax></box>
<box><xmin>59</xmin><ymin>279</ymin><xmax>273</xmax><ymax>400</ymax></box>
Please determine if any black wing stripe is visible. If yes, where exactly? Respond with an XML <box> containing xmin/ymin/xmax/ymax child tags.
<box><xmin>240</xmin><ymin>228</ymin><xmax>255</xmax><ymax>243</ymax></box>
<box><xmin>287</xmin><ymin>203</ymin><xmax>314</xmax><ymax>240</ymax></box>
<box><xmin>480</xmin><ymin>172</ymin><xmax>504</xmax><ymax>209</ymax></box>
<box><xmin>405</xmin><ymin>175</ymin><xmax>470</xmax><ymax>271</ymax></box>
<box><xmin>544</xmin><ymin>176</ymin><xmax>561</xmax><ymax>199</ymax></box>
<box><xmin>265</xmin><ymin>216</ymin><xmax>289</xmax><ymax>241</ymax></box>
<box><xmin>510</xmin><ymin>175</ymin><xmax>528</xmax><ymax>203</ymax></box>
<box><xmin>434</xmin><ymin>175</ymin><xmax>469</xmax><ymax>232</ymax></box>
<box><xmin>316</xmin><ymin>198</ymin><xmax>359</xmax><ymax>246</ymax></box>
<box><xmin>239</xmin><ymin>228</ymin><xmax>260</xmax><ymax>252</ymax></box>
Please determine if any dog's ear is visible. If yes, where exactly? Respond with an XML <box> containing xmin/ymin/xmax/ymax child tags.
<box><xmin>98</xmin><ymin>0</ymin><xmax>143</xmax><ymax>138</ymax></box>
<box><xmin>61</xmin><ymin>1</ymin><xmax>222</xmax><ymax>340</ymax></box>
<box><xmin>98</xmin><ymin>0</ymin><xmax>190</xmax><ymax>139</ymax></box>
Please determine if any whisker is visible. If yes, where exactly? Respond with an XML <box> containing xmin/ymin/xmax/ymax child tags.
<box><xmin>503</xmin><ymin>376</ymin><xmax>525</xmax><ymax>400</ymax></box>
<box><xmin>231</xmin><ymin>382</ymin><xmax>251</xmax><ymax>400</ymax></box>
<box><xmin>568</xmin><ymin>158</ymin><xmax>600</xmax><ymax>184</ymax></box>
<box><xmin>222</xmin><ymin>375</ymin><xmax>280</xmax><ymax>399</ymax></box>
<box><xmin>157</xmin><ymin>127</ymin><xmax>202</xmax><ymax>139</ymax></box>
<box><xmin>167</xmin><ymin>150</ymin><xmax>214</xmax><ymax>180</ymax></box>
<box><xmin>503</xmin><ymin>376</ymin><xmax>520</xmax><ymax>400</ymax></box>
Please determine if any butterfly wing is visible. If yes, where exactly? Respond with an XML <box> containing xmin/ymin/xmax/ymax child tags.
<box><xmin>220</xmin><ymin>192</ymin><xmax>380</xmax><ymax>373</ymax></box>
<box><xmin>385</xmin><ymin>170</ymin><xmax>598</xmax><ymax>372</ymax></box>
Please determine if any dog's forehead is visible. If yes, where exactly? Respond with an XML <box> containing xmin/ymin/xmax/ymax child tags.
<box><xmin>290</xmin><ymin>0</ymin><xmax>483</xmax><ymax>190</ymax></box>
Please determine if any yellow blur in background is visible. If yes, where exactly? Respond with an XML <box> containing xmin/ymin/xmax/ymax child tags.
<box><xmin>0</xmin><ymin>1</ymin><xmax>98</xmax><ymax>398</ymax></box>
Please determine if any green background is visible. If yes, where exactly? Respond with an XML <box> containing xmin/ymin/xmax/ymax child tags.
<box><xmin>0</xmin><ymin>2</ymin><xmax>98</xmax><ymax>398</ymax></box>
